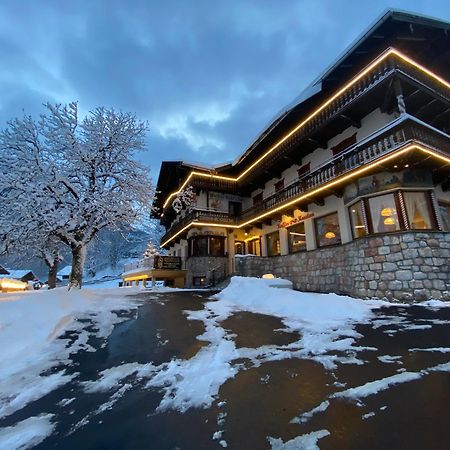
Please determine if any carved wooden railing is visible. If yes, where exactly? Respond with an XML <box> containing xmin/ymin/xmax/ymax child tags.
<box><xmin>161</xmin><ymin>209</ymin><xmax>237</xmax><ymax>244</ymax></box>
<box><xmin>240</xmin><ymin>119</ymin><xmax>450</xmax><ymax>220</ymax></box>
<box><xmin>162</xmin><ymin>119</ymin><xmax>449</xmax><ymax>245</ymax></box>
<box><xmin>167</xmin><ymin>50</ymin><xmax>449</xmax><ymax>198</ymax></box>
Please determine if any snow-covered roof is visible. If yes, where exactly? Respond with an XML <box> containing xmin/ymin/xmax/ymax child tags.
<box><xmin>0</xmin><ymin>270</ymin><xmax>35</xmax><ymax>280</ymax></box>
<box><xmin>57</xmin><ymin>265</ymin><xmax>72</xmax><ymax>277</ymax></box>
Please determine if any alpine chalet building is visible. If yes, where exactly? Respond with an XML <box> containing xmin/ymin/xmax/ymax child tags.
<box><xmin>153</xmin><ymin>10</ymin><xmax>450</xmax><ymax>301</ymax></box>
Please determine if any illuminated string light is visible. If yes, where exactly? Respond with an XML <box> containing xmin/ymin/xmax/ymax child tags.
<box><xmin>161</xmin><ymin>48</ymin><xmax>450</xmax><ymax>210</ymax></box>
<box><xmin>160</xmin><ymin>144</ymin><xmax>450</xmax><ymax>247</ymax></box>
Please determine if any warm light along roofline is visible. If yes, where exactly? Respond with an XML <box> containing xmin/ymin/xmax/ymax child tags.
<box><xmin>161</xmin><ymin>144</ymin><xmax>450</xmax><ymax>247</ymax></box>
<box><xmin>160</xmin><ymin>48</ymin><xmax>450</xmax><ymax>211</ymax></box>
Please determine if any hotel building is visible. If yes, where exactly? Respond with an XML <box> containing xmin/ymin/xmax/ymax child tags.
<box><xmin>153</xmin><ymin>10</ymin><xmax>450</xmax><ymax>301</ymax></box>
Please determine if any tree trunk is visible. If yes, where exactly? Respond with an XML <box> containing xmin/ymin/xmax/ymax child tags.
<box><xmin>47</xmin><ymin>259</ymin><xmax>59</xmax><ymax>290</ymax></box>
<box><xmin>69</xmin><ymin>245</ymin><xmax>87</xmax><ymax>289</ymax></box>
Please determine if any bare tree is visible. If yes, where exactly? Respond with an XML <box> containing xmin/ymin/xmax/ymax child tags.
<box><xmin>0</xmin><ymin>102</ymin><xmax>153</xmax><ymax>289</ymax></box>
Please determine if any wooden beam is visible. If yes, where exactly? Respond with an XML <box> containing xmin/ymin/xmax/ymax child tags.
<box><xmin>307</xmin><ymin>137</ymin><xmax>327</xmax><ymax>149</ymax></box>
<box><xmin>340</xmin><ymin>114</ymin><xmax>361</xmax><ymax>128</ymax></box>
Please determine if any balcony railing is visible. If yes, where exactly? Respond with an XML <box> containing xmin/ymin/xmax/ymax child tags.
<box><xmin>161</xmin><ymin>208</ymin><xmax>238</xmax><ymax>245</ymax></box>
<box><xmin>161</xmin><ymin>117</ymin><xmax>449</xmax><ymax>245</ymax></box>
<box><xmin>165</xmin><ymin>50</ymin><xmax>449</xmax><ymax>201</ymax></box>
<box><xmin>123</xmin><ymin>258</ymin><xmax>154</xmax><ymax>273</ymax></box>
<box><xmin>240</xmin><ymin>117</ymin><xmax>450</xmax><ymax>220</ymax></box>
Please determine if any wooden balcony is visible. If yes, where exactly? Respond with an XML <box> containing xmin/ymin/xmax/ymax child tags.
<box><xmin>162</xmin><ymin>117</ymin><xmax>449</xmax><ymax>246</ymax></box>
<box><xmin>240</xmin><ymin>117</ymin><xmax>450</xmax><ymax>221</ymax></box>
<box><xmin>161</xmin><ymin>208</ymin><xmax>238</xmax><ymax>245</ymax></box>
<box><xmin>163</xmin><ymin>49</ymin><xmax>449</xmax><ymax>203</ymax></box>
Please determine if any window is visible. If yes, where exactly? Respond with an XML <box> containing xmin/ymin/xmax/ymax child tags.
<box><xmin>315</xmin><ymin>212</ymin><xmax>341</xmax><ymax>247</ymax></box>
<box><xmin>297</xmin><ymin>162</ymin><xmax>310</xmax><ymax>177</ymax></box>
<box><xmin>189</xmin><ymin>236</ymin><xmax>225</xmax><ymax>257</ymax></box>
<box><xmin>210</xmin><ymin>237</ymin><xmax>225</xmax><ymax>256</ymax></box>
<box><xmin>247</xmin><ymin>238</ymin><xmax>261</xmax><ymax>256</ymax></box>
<box><xmin>368</xmin><ymin>193</ymin><xmax>400</xmax><ymax>233</ymax></box>
<box><xmin>288</xmin><ymin>222</ymin><xmax>306</xmax><ymax>253</ymax></box>
<box><xmin>331</xmin><ymin>133</ymin><xmax>357</xmax><ymax>156</ymax></box>
<box><xmin>439</xmin><ymin>202</ymin><xmax>450</xmax><ymax>231</ymax></box>
<box><xmin>191</xmin><ymin>236</ymin><xmax>208</xmax><ymax>256</ymax></box>
<box><xmin>228</xmin><ymin>201</ymin><xmax>242</xmax><ymax>216</ymax></box>
<box><xmin>404</xmin><ymin>192</ymin><xmax>433</xmax><ymax>230</ymax></box>
<box><xmin>253</xmin><ymin>192</ymin><xmax>263</xmax><ymax>205</ymax></box>
<box><xmin>235</xmin><ymin>241</ymin><xmax>245</xmax><ymax>255</ymax></box>
<box><xmin>193</xmin><ymin>276</ymin><xmax>206</xmax><ymax>287</ymax></box>
<box><xmin>275</xmin><ymin>179</ymin><xmax>284</xmax><ymax>192</ymax></box>
<box><xmin>266</xmin><ymin>231</ymin><xmax>280</xmax><ymax>256</ymax></box>
<box><xmin>349</xmin><ymin>200</ymin><xmax>368</xmax><ymax>238</ymax></box>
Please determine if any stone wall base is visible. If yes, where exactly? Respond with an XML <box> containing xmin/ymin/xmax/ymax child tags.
<box><xmin>185</xmin><ymin>256</ymin><xmax>228</xmax><ymax>287</ymax></box>
<box><xmin>234</xmin><ymin>232</ymin><xmax>450</xmax><ymax>303</ymax></box>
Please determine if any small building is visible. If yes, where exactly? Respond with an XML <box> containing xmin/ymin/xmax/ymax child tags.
<box><xmin>0</xmin><ymin>268</ymin><xmax>36</xmax><ymax>292</ymax></box>
<box><xmin>121</xmin><ymin>257</ymin><xmax>186</xmax><ymax>288</ymax></box>
<box><xmin>0</xmin><ymin>270</ymin><xmax>37</xmax><ymax>283</ymax></box>
<box><xmin>57</xmin><ymin>266</ymin><xmax>72</xmax><ymax>281</ymax></box>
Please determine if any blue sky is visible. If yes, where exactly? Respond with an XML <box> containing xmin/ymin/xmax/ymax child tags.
<box><xmin>0</xmin><ymin>0</ymin><xmax>449</xmax><ymax>180</ymax></box>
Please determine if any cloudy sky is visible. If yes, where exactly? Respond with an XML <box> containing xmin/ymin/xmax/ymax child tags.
<box><xmin>0</xmin><ymin>0</ymin><xmax>449</xmax><ymax>180</ymax></box>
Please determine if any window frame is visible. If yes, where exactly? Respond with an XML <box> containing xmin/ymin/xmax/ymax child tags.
<box><xmin>287</xmin><ymin>222</ymin><xmax>307</xmax><ymax>253</ymax></box>
<box><xmin>265</xmin><ymin>231</ymin><xmax>281</xmax><ymax>257</ymax></box>
<box><xmin>314</xmin><ymin>211</ymin><xmax>342</xmax><ymax>248</ymax></box>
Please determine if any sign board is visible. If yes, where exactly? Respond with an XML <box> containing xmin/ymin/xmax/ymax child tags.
<box><xmin>153</xmin><ymin>256</ymin><xmax>182</xmax><ymax>270</ymax></box>
<box><xmin>278</xmin><ymin>212</ymin><xmax>314</xmax><ymax>228</ymax></box>
<box><xmin>154</xmin><ymin>281</ymin><xmax>165</xmax><ymax>288</ymax></box>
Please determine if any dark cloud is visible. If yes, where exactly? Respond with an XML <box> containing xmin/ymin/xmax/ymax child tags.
<box><xmin>0</xmin><ymin>0</ymin><xmax>448</xmax><ymax>178</ymax></box>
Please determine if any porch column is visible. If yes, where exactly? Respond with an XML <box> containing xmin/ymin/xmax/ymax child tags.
<box><xmin>279</xmin><ymin>228</ymin><xmax>289</xmax><ymax>255</ymax></box>
<box><xmin>261</xmin><ymin>234</ymin><xmax>268</xmax><ymax>256</ymax></box>
<box><xmin>227</xmin><ymin>232</ymin><xmax>235</xmax><ymax>274</ymax></box>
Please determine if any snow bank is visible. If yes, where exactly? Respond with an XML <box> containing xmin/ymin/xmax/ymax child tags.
<box><xmin>0</xmin><ymin>286</ymin><xmax>139</xmax><ymax>419</ymax></box>
<box><xmin>216</xmin><ymin>277</ymin><xmax>373</xmax><ymax>327</ymax></box>
<box><xmin>213</xmin><ymin>276</ymin><xmax>377</xmax><ymax>360</ymax></box>
<box><xmin>268</xmin><ymin>430</ymin><xmax>330</xmax><ymax>450</ymax></box>
<box><xmin>0</xmin><ymin>414</ymin><xmax>55</xmax><ymax>450</ymax></box>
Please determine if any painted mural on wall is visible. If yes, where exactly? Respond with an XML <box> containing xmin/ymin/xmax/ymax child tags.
<box><xmin>344</xmin><ymin>169</ymin><xmax>433</xmax><ymax>204</ymax></box>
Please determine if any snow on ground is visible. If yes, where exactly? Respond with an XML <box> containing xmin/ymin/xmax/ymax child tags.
<box><xmin>0</xmin><ymin>414</ymin><xmax>55</xmax><ymax>450</ymax></box>
<box><xmin>82</xmin><ymin>277</ymin><xmax>386</xmax><ymax>415</ymax></box>
<box><xmin>0</xmin><ymin>286</ymin><xmax>140</xmax><ymax>419</ymax></box>
<box><xmin>268</xmin><ymin>430</ymin><xmax>330</xmax><ymax>450</ymax></box>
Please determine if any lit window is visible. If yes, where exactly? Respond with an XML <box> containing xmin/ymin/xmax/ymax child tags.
<box><xmin>235</xmin><ymin>241</ymin><xmax>245</xmax><ymax>255</ymax></box>
<box><xmin>210</xmin><ymin>237</ymin><xmax>225</xmax><ymax>256</ymax></box>
<box><xmin>288</xmin><ymin>222</ymin><xmax>307</xmax><ymax>253</ymax></box>
<box><xmin>404</xmin><ymin>192</ymin><xmax>433</xmax><ymax>230</ymax></box>
<box><xmin>349</xmin><ymin>200</ymin><xmax>368</xmax><ymax>238</ymax></box>
<box><xmin>368</xmin><ymin>193</ymin><xmax>400</xmax><ymax>233</ymax></box>
<box><xmin>247</xmin><ymin>238</ymin><xmax>261</xmax><ymax>256</ymax></box>
<box><xmin>315</xmin><ymin>212</ymin><xmax>341</xmax><ymax>247</ymax></box>
<box><xmin>266</xmin><ymin>231</ymin><xmax>280</xmax><ymax>256</ymax></box>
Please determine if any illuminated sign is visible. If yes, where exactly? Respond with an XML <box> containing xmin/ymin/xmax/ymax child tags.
<box><xmin>278</xmin><ymin>212</ymin><xmax>314</xmax><ymax>228</ymax></box>
<box><xmin>154</xmin><ymin>256</ymin><xmax>182</xmax><ymax>270</ymax></box>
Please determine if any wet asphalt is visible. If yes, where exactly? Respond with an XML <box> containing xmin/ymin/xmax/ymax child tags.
<box><xmin>2</xmin><ymin>290</ymin><xmax>450</xmax><ymax>450</ymax></box>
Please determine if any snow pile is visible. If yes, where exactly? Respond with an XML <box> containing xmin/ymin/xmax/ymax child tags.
<box><xmin>211</xmin><ymin>276</ymin><xmax>377</xmax><ymax>363</ymax></box>
<box><xmin>0</xmin><ymin>414</ymin><xmax>55</xmax><ymax>450</ymax></box>
<box><xmin>0</xmin><ymin>287</ymin><xmax>139</xmax><ymax>419</ymax></box>
<box><xmin>268</xmin><ymin>430</ymin><xmax>330</xmax><ymax>449</ymax></box>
